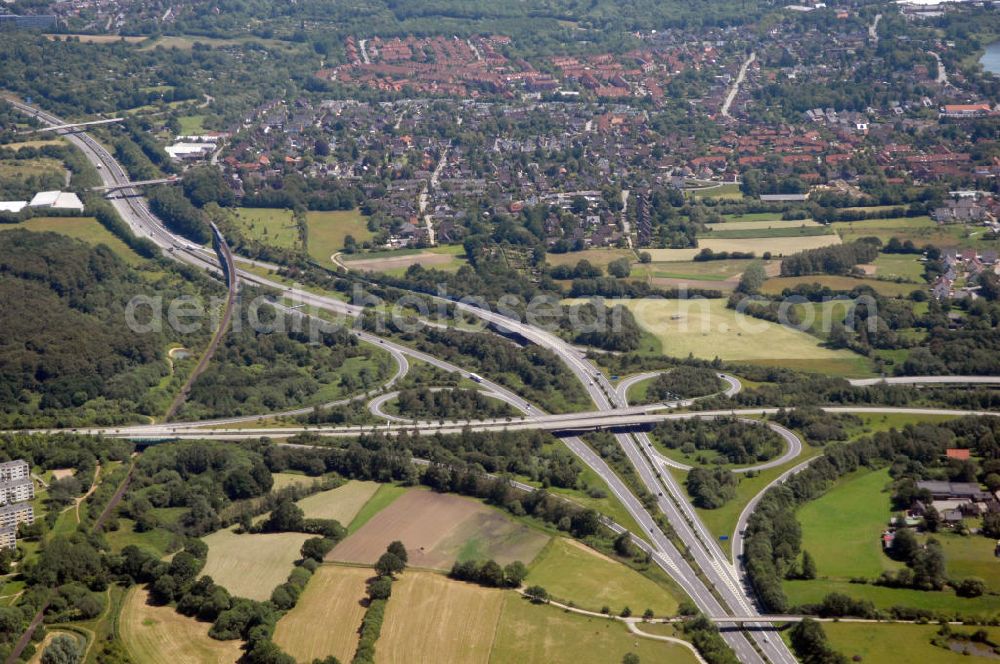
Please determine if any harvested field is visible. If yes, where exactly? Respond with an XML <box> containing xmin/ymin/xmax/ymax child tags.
<box><xmin>641</xmin><ymin>248</ymin><xmax>701</xmax><ymax>261</ymax></box>
<box><xmin>3</xmin><ymin>139</ymin><xmax>65</xmax><ymax>151</ymax></box>
<box><xmin>706</xmin><ymin>219</ymin><xmax>822</xmax><ymax>231</ymax></box>
<box><xmin>761</xmin><ymin>275</ymin><xmax>923</xmax><ymax>297</ymax></box>
<box><xmin>297</xmin><ymin>480</ymin><xmax>380</xmax><ymax>523</ymax></box>
<box><xmin>119</xmin><ymin>587</ymin><xmax>242</xmax><ymax>664</ymax></box>
<box><xmin>638</xmin><ymin>234</ymin><xmax>841</xmax><ymax>261</ymax></box>
<box><xmin>346</xmin><ymin>251</ymin><xmax>457</xmax><ymax>272</ymax></box>
<box><xmin>377</xmin><ymin>571</ymin><xmax>504</xmax><ymax>664</ymax></box>
<box><xmin>328</xmin><ymin>489</ymin><xmax>548</xmax><ymax>570</ymax></box>
<box><xmin>699</xmin><ymin>235</ymin><xmax>841</xmax><ymax>255</ymax></box>
<box><xmin>201</xmin><ymin>527</ymin><xmax>311</xmax><ymax>600</ymax></box>
<box><xmin>273</xmin><ymin>565</ymin><xmax>370</xmax><ymax>663</ymax></box>
<box><xmin>546</xmin><ymin>248</ymin><xmax>635</xmax><ymax>269</ymax></box>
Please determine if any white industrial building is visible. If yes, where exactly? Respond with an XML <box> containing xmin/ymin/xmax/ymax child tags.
<box><xmin>166</xmin><ymin>141</ymin><xmax>217</xmax><ymax>161</ymax></box>
<box><xmin>0</xmin><ymin>201</ymin><xmax>27</xmax><ymax>214</ymax></box>
<box><xmin>28</xmin><ymin>191</ymin><xmax>85</xmax><ymax>212</ymax></box>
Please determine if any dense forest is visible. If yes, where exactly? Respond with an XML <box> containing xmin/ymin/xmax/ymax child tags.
<box><xmin>653</xmin><ymin>418</ymin><xmax>783</xmax><ymax>466</ymax></box>
<box><xmin>779</xmin><ymin>240</ymin><xmax>881</xmax><ymax>277</ymax></box>
<box><xmin>644</xmin><ymin>367</ymin><xmax>723</xmax><ymax>402</ymax></box>
<box><xmin>0</xmin><ymin>231</ymin><xmax>196</xmax><ymax>428</ymax></box>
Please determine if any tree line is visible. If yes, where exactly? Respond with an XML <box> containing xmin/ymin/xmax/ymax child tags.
<box><xmin>779</xmin><ymin>240</ymin><xmax>880</xmax><ymax>277</ymax></box>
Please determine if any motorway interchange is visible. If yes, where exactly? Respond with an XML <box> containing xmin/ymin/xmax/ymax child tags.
<box><xmin>10</xmin><ymin>99</ymin><xmax>1000</xmax><ymax>664</ymax></box>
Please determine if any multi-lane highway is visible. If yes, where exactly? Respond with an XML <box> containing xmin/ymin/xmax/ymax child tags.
<box><xmin>37</xmin><ymin>406</ymin><xmax>1000</xmax><ymax>440</ymax></box>
<box><xmin>12</xmin><ymin>97</ymin><xmax>1000</xmax><ymax>664</ymax></box>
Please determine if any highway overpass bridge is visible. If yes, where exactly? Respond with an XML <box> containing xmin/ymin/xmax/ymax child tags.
<box><xmin>38</xmin><ymin>406</ymin><xmax>1000</xmax><ymax>442</ymax></box>
<box><xmin>24</xmin><ymin>118</ymin><xmax>123</xmax><ymax>133</ymax></box>
<box><xmin>92</xmin><ymin>177</ymin><xmax>179</xmax><ymax>193</ymax></box>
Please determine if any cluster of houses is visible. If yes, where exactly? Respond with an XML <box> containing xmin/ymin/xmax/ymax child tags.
<box><xmin>0</xmin><ymin>460</ymin><xmax>35</xmax><ymax>550</ymax></box>
<box><xmin>323</xmin><ymin>34</ymin><xmax>520</xmax><ymax>98</ymax></box>
<box><xmin>932</xmin><ymin>194</ymin><xmax>1000</xmax><ymax>225</ymax></box>
<box><xmin>931</xmin><ymin>246</ymin><xmax>1000</xmax><ymax>300</ymax></box>
<box><xmin>198</xmin><ymin>3</ymin><xmax>1000</xmax><ymax>256</ymax></box>
<box><xmin>321</xmin><ymin>30</ymin><xmax>742</xmax><ymax>107</ymax></box>
<box><xmin>219</xmin><ymin>84</ymin><xmax>1000</xmax><ymax>254</ymax></box>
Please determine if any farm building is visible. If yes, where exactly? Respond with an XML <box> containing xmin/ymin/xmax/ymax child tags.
<box><xmin>915</xmin><ymin>480</ymin><xmax>990</xmax><ymax>501</ymax></box>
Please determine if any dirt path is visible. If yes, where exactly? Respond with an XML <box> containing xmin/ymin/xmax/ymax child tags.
<box><xmin>71</xmin><ymin>463</ymin><xmax>101</xmax><ymax>524</ymax></box>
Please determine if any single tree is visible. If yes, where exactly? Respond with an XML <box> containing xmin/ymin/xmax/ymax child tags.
<box><xmin>375</xmin><ymin>552</ymin><xmax>405</xmax><ymax>578</ymax></box>
<box><xmin>524</xmin><ymin>585</ymin><xmax>549</xmax><ymax>603</ymax></box>
<box><xmin>386</xmin><ymin>541</ymin><xmax>408</xmax><ymax>565</ymax></box>
<box><xmin>503</xmin><ymin>561</ymin><xmax>528</xmax><ymax>588</ymax></box>
<box><xmin>801</xmin><ymin>550</ymin><xmax>817</xmax><ymax>580</ymax></box>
